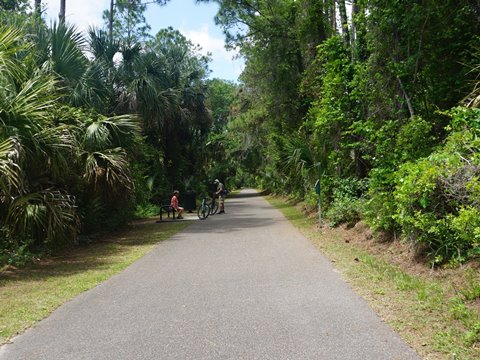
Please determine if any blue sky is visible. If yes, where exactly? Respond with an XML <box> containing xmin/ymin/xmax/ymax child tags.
<box><xmin>32</xmin><ymin>0</ymin><xmax>243</xmax><ymax>81</ymax></box>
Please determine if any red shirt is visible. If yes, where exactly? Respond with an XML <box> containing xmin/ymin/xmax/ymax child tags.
<box><xmin>170</xmin><ymin>195</ymin><xmax>179</xmax><ymax>210</ymax></box>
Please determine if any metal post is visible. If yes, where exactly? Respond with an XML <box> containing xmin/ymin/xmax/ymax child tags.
<box><xmin>318</xmin><ymin>191</ymin><xmax>322</xmax><ymax>227</ymax></box>
<box><xmin>315</xmin><ymin>163</ymin><xmax>322</xmax><ymax>229</ymax></box>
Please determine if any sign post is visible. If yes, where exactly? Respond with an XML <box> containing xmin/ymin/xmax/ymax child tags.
<box><xmin>315</xmin><ymin>179</ymin><xmax>322</xmax><ymax>227</ymax></box>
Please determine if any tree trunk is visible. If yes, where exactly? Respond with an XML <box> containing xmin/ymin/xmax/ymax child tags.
<box><xmin>350</xmin><ymin>0</ymin><xmax>365</xmax><ymax>61</ymax></box>
<box><xmin>351</xmin><ymin>0</ymin><xmax>359</xmax><ymax>46</ymax></box>
<box><xmin>396</xmin><ymin>75</ymin><xmax>415</xmax><ymax>118</ymax></box>
<box><xmin>34</xmin><ymin>0</ymin><xmax>42</xmax><ymax>16</ymax></box>
<box><xmin>109</xmin><ymin>0</ymin><xmax>114</xmax><ymax>43</ymax></box>
<box><xmin>331</xmin><ymin>1</ymin><xmax>337</xmax><ymax>33</ymax></box>
<box><xmin>59</xmin><ymin>0</ymin><xmax>66</xmax><ymax>23</ymax></box>
<box><xmin>337</xmin><ymin>0</ymin><xmax>350</xmax><ymax>46</ymax></box>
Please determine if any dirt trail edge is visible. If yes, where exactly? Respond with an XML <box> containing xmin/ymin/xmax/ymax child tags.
<box><xmin>0</xmin><ymin>189</ymin><xmax>420</xmax><ymax>360</ymax></box>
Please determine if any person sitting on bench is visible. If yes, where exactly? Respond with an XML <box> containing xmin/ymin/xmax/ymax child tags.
<box><xmin>170</xmin><ymin>190</ymin><xmax>184</xmax><ymax>219</ymax></box>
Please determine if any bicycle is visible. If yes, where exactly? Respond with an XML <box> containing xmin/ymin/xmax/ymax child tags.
<box><xmin>197</xmin><ymin>195</ymin><xmax>211</xmax><ymax>220</ymax></box>
<box><xmin>205</xmin><ymin>193</ymin><xmax>219</xmax><ymax>215</ymax></box>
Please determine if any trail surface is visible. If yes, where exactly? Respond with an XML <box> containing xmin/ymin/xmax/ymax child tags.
<box><xmin>0</xmin><ymin>189</ymin><xmax>419</xmax><ymax>359</ymax></box>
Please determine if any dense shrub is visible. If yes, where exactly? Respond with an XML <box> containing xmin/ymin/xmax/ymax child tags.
<box><xmin>363</xmin><ymin>167</ymin><xmax>399</xmax><ymax>233</ymax></box>
<box><xmin>362</xmin><ymin>116</ymin><xmax>436</xmax><ymax>233</ymax></box>
<box><xmin>325</xmin><ymin>177</ymin><xmax>368</xmax><ymax>227</ymax></box>
<box><xmin>393</xmin><ymin>108</ymin><xmax>480</xmax><ymax>264</ymax></box>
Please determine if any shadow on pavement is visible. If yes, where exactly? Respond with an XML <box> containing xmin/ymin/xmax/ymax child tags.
<box><xmin>172</xmin><ymin>200</ymin><xmax>288</xmax><ymax>236</ymax></box>
<box><xmin>228</xmin><ymin>190</ymin><xmax>270</xmax><ymax>198</ymax></box>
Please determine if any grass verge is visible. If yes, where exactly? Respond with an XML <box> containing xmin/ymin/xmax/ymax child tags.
<box><xmin>267</xmin><ymin>195</ymin><xmax>480</xmax><ymax>360</ymax></box>
<box><xmin>0</xmin><ymin>219</ymin><xmax>190</xmax><ymax>344</ymax></box>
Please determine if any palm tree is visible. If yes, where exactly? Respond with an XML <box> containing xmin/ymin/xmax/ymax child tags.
<box><xmin>0</xmin><ymin>25</ymin><xmax>79</xmax><ymax>248</ymax></box>
<box><xmin>35</xmin><ymin>24</ymin><xmax>115</xmax><ymax>111</ymax></box>
<box><xmin>79</xmin><ymin>113</ymin><xmax>140</xmax><ymax>196</ymax></box>
<box><xmin>1</xmin><ymin>24</ymin><xmax>141</xmax><ymax>249</ymax></box>
<box><xmin>33</xmin><ymin>22</ymin><xmax>87</xmax><ymax>94</ymax></box>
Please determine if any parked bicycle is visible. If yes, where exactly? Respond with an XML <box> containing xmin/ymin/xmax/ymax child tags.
<box><xmin>205</xmin><ymin>193</ymin><xmax>219</xmax><ymax>215</ymax></box>
<box><xmin>197</xmin><ymin>195</ymin><xmax>211</xmax><ymax>220</ymax></box>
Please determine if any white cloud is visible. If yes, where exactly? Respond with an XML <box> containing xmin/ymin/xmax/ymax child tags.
<box><xmin>35</xmin><ymin>0</ymin><xmax>110</xmax><ymax>32</ymax></box>
<box><xmin>181</xmin><ymin>24</ymin><xmax>236</xmax><ymax>62</ymax></box>
<box><xmin>32</xmin><ymin>1</ymin><xmax>244</xmax><ymax>81</ymax></box>
<box><xmin>180</xmin><ymin>24</ymin><xmax>244</xmax><ymax>81</ymax></box>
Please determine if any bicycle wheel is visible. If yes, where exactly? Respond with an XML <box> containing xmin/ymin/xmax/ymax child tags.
<box><xmin>209</xmin><ymin>199</ymin><xmax>219</xmax><ymax>215</ymax></box>
<box><xmin>197</xmin><ymin>204</ymin><xmax>210</xmax><ymax>220</ymax></box>
<box><xmin>205</xmin><ymin>197</ymin><xmax>218</xmax><ymax>215</ymax></box>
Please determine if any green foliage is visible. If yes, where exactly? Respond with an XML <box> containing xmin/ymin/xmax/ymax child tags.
<box><xmin>0</xmin><ymin>3</ymin><xmax>219</xmax><ymax>267</ymax></box>
<box><xmin>459</xmin><ymin>269</ymin><xmax>480</xmax><ymax>302</ymax></box>
<box><xmin>366</xmin><ymin>0</ymin><xmax>479</xmax><ymax>120</ymax></box>
<box><xmin>0</xmin><ymin>226</ymin><xmax>37</xmax><ymax>267</ymax></box>
<box><xmin>362</xmin><ymin>167</ymin><xmax>399</xmax><ymax>233</ymax></box>
<box><xmin>134</xmin><ymin>203</ymin><xmax>160</xmax><ymax>219</ymax></box>
<box><xmin>324</xmin><ymin>177</ymin><xmax>368</xmax><ymax>227</ymax></box>
<box><xmin>360</xmin><ymin>115</ymin><xmax>436</xmax><ymax>233</ymax></box>
<box><xmin>393</xmin><ymin>108</ymin><xmax>480</xmax><ymax>263</ymax></box>
<box><xmin>207</xmin><ymin>0</ymin><xmax>480</xmax><ymax>268</ymax></box>
<box><xmin>138</xmin><ymin>27</ymin><xmax>212</xmax><ymax>190</ymax></box>
<box><xmin>464</xmin><ymin>39</ymin><xmax>480</xmax><ymax>108</ymax></box>
<box><xmin>0</xmin><ymin>26</ymin><xmax>79</xmax><ymax>250</ymax></box>
<box><xmin>0</xmin><ymin>0</ymin><xmax>29</xmax><ymax>11</ymax></box>
<box><xmin>304</xmin><ymin>35</ymin><xmax>363</xmax><ymax>178</ymax></box>
<box><xmin>2</xmin><ymin>0</ymin><xmax>480</xmax><ymax>270</ymax></box>
<box><xmin>0</xmin><ymin>23</ymin><xmax>142</xmax><ymax>264</ymax></box>
<box><xmin>103</xmin><ymin>0</ymin><xmax>152</xmax><ymax>44</ymax></box>
<box><xmin>206</xmin><ymin>78</ymin><xmax>236</xmax><ymax>131</ymax></box>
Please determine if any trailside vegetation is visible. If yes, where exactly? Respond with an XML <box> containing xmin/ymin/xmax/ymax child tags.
<box><xmin>0</xmin><ymin>2</ymin><xmax>236</xmax><ymax>266</ymax></box>
<box><xmin>2</xmin><ymin>1</ymin><xmax>480</xmax><ymax>269</ymax></box>
<box><xmin>202</xmin><ymin>0</ymin><xmax>480</xmax><ymax>266</ymax></box>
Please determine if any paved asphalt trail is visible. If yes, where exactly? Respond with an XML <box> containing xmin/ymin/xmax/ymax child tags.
<box><xmin>0</xmin><ymin>189</ymin><xmax>420</xmax><ymax>360</ymax></box>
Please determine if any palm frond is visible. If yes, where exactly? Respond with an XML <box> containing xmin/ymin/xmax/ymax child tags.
<box><xmin>32</xmin><ymin>124</ymin><xmax>76</xmax><ymax>180</ymax></box>
<box><xmin>82</xmin><ymin>147</ymin><xmax>134</xmax><ymax>195</ymax></box>
<box><xmin>87</xmin><ymin>27</ymin><xmax>120</xmax><ymax>64</ymax></box>
<box><xmin>9</xmin><ymin>73</ymin><xmax>58</xmax><ymax>127</ymax></box>
<box><xmin>85</xmin><ymin>120</ymin><xmax>112</xmax><ymax>149</ymax></box>
<box><xmin>48</xmin><ymin>22</ymin><xmax>87</xmax><ymax>84</ymax></box>
<box><xmin>5</xmin><ymin>189</ymin><xmax>79</xmax><ymax>246</ymax></box>
<box><xmin>69</xmin><ymin>61</ymin><xmax>112</xmax><ymax>109</ymax></box>
<box><xmin>280</xmin><ymin>134</ymin><xmax>318</xmax><ymax>179</ymax></box>
<box><xmin>102</xmin><ymin>114</ymin><xmax>141</xmax><ymax>138</ymax></box>
<box><xmin>0</xmin><ymin>137</ymin><xmax>24</xmax><ymax>196</ymax></box>
<box><xmin>82</xmin><ymin>114</ymin><xmax>140</xmax><ymax>150</ymax></box>
<box><xmin>0</xmin><ymin>25</ymin><xmax>29</xmax><ymax>82</ymax></box>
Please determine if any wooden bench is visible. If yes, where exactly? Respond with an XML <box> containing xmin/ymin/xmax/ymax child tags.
<box><xmin>159</xmin><ymin>203</ymin><xmax>176</xmax><ymax>221</ymax></box>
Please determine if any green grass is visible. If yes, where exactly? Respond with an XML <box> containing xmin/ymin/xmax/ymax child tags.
<box><xmin>0</xmin><ymin>220</ymin><xmax>189</xmax><ymax>344</ymax></box>
<box><xmin>267</xmin><ymin>195</ymin><xmax>480</xmax><ymax>360</ymax></box>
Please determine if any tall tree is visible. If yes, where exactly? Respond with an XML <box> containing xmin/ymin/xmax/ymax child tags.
<box><xmin>104</xmin><ymin>0</ymin><xmax>171</xmax><ymax>44</ymax></box>
<box><xmin>141</xmin><ymin>27</ymin><xmax>212</xmax><ymax>186</ymax></box>
<box><xmin>108</xmin><ymin>0</ymin><xmax>114</xmax><ymax>43</ymax></box>
<box><xmin>59</xmin><ymin>0</ymin><xmax>65</xmax><ymax>23</ymax></box>
<box><xmin>206</xmin><ymin>78</ymin><xmax>237</xmax><ymax>132</ymax></box>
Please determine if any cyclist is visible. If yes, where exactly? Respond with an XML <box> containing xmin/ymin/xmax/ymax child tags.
<box><xmin>214</xmin><ymin>179</ymin><xmax>226</xmax><ymax>214</ymax></box>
